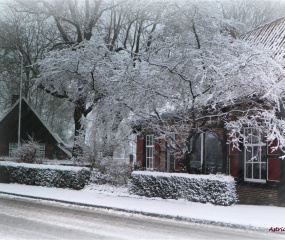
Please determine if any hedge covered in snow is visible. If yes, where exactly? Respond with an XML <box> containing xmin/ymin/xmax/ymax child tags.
<box><xmin>0</xmin><ymin>162</ymin><xmax>90</xmax><ymax>190</ymax></box>
<box><xmin>129</xmin><ymin>171</ymin><xmax>237</xmax><ymax>206</ymax></box>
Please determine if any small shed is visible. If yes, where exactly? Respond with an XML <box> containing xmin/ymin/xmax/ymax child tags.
<box><xmin>0</xmin><ymin>97</ymin><xmax>71</xmax><ymax>159</ymax></box>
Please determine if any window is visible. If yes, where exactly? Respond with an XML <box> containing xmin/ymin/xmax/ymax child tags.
<box><xmin>244</xmin><ymin>128</ymin><xmax>266</xmax><ymax>183</ymax></box>
<box><xmin>9</xmin><ymin>143</ymin><xmax>18</xmax><ymax>157</ymax></box>
<box><xmin>9</xmin><ymin>142</ymin><xmax>45</xmax><ymax>158</ymax></box>
<box><xmin>166</xmin><ymin>132</ymin><xmax>177</xmax><ymax>172</ymax></box>
<box><xmin>36</xmin><ymin>144</ymin><xmax>45</xmax><ymax>158</ymax></box>
<box><xmin>204</xmin><ymin>131</ymin><xmax>223</xmax><ymax>174</ymax></box>
<box><xmin>146</xmin><ymin>135</ymin><xmax>154</xmax><ymax>169</ymax></box>
<box><xmin>188</xmin><ymin>131</ymin><xmax>223</xmax><ymax>174</ymax></box>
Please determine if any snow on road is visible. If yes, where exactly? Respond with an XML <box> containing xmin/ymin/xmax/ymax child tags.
<box><xmin>0</xmin><ymin>195</ymin><xmax>281</xmax><ymax>240</ymax></box>
<box><xmin>0</xmin><ymin>183</ymin><xmax>284</xmax><ymax>233</ymax></box>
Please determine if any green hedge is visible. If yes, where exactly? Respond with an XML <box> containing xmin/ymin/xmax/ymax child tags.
<box><xmin>0</xmin><ymin>162</ymin><xmax>90</xmax><ymax>190</ymax></box>
<box><xmin>129</xmin><ymin>171</ymin><xmax>237</xmax><ymax>206</ymax></box>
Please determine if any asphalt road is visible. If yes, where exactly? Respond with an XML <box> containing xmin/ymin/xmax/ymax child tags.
<box><xmin>0</xmin><ymin>195</ymin><xmax>283</xmax><ymax>240</ymax></box>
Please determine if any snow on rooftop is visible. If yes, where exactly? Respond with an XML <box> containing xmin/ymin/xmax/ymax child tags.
<box><xmin>242</xmin><ymin>17</ymin><xmax>285</xmax><ymax>64</ymax></box>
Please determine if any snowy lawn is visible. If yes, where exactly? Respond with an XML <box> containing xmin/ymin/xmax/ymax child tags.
<box><xmin>0</xmin><ymin>182</ymin><xmax>284</xmax><ymax>233</ymax></box>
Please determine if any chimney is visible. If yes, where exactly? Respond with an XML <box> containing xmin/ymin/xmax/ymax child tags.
<box><xmin>11</xmin><ymin>94</ymin><xmax>19</xmax><ymax>106</ymax></box>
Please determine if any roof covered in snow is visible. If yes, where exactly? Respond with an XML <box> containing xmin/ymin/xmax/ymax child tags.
<box><xmin>241</xmin><ymin>17</ymin><xmax>285</xmax><ymax>64</ymax></box>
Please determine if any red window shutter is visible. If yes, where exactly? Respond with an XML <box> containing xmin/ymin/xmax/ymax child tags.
<box><xmin>267</xmin><ymin>158</ymin><xmax>281</xmax><ymax>182</ymax></box>
<box><xmin>136</xmin><ymin>135</ymin><xmax>144</xmax><ymax>166</ymax></box>
<box><xmin>154</xmin><ymin>139</ymin><xmax>160</xmax><ymax>168</ymax></box>
<box><xmin>228</xmin><ymin>136</ymin><xmax>240</xmax><ymax>177</ymax></box>
<box><xmin>267</xmin><ymin>138</ymin><xmax>281</xmax><ymax>155</ymax></box>
<box><xmin>229</xmin><ymin>158</ymin><xmax>239</xmax><ymax>178</ymax></box>
<box><xmin>175</xmin><ymin>157</ymin><xmax>180</xmax><ymax>171</ymax></box>
<box><xmin>229</xmin><ymin>142</ymin><xmax>239</xmax><ymax>155</ymax></box>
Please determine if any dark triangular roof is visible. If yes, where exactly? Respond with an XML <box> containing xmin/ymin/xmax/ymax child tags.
<box><xmin>0</xmin><ymin>97</ymin><xmax>71</xmax><ymax>157</ymax></box>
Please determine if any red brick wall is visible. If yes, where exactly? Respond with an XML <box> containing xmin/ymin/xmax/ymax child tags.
<box><xmin>237</xmin><ymin>184</ymin><xmax>279</xmax><ymax>205</ymax></box>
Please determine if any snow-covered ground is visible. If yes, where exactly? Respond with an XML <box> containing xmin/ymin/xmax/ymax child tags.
<box><xmin>0</xmin><ymin>182</ymin><xmax>284</xmax><ymax>234</ymax></box>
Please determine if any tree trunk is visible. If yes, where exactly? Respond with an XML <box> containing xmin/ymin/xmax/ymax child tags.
<box><xmin>72</xmin><ymin>100</ymin><xmax>85</xmax><ymax>158</ymax></box>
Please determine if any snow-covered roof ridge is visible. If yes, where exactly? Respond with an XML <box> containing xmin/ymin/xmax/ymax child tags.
<box><xmin>241</xmin><ymin>17</ymin><xmax>285</xmax><ymax>63</ymax></box>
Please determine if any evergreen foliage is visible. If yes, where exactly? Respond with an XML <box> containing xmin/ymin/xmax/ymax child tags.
<box><xmin>0</xmin><ymin>163</ymin><xmax>90</xmax><ymax>190</ymax></box>
<box><xmin>129</xmin><ymin>171</ymin><xmax>237</xmax><ymax>206</ymax></box>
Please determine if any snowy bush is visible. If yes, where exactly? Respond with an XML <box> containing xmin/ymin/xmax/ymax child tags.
<box><xmin>129</xmin><ymin>171</ymin><xmax>237</xmax><ymax>206</ymax></box>
<box><xmin>0</xmin><ymin>162</ymin><xmax>90</xmax><ymax>190</ymax></box>
<box><xmin>89</xmin><ymin>169</ymin><xmax>108</xmax><ymax>185</ymax></box>
<box><xmin>12</xmin><ymin>138</ymin><xmax>42</xmax><ymax>163</ymax></box>
<box><xmin>89</xmin><ymin>157</ymin><xmax>131</xmax><ymax>186</ymax></box>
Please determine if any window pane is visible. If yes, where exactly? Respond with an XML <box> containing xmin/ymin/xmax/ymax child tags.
<box><xmin>146</xmin><ymin>135</ymin><xmax>154</xmax><ymax>169</ymax></box>
<box><xmin>261</xmin><ymin>146</ymin><xmax>267</xmax><ymax>162</ymax></box>
<box><xmin>205</xmin><ymin>131</ymin><xmax>223</xmax><ymax>174</ymax></box>
<box><xmin>253</xmin><ymin>163</ymin><xmax>260</xmax><ymax>179</ymax></box>
<box><xmin>246</xmin><ymin>163</ymin><xmax>252</xmax><ymax>178</ymax></box>
<box><xmin>148</xmin><ymin>158</ymin><xmax>153</xmax><ymax>169</ymax></box>
<box><xmin>147</xmin><ymin>148</ymin><xmax>153</xmax><ymax>158</ymax></box>
<box><xmin>244</xmin><ymin>128</ymin><xmax>250</xmax><ymax>144</ymax></box>
<box><xmin>253</xmin><ymin>146</ymin><xmax>261</xmax><ymax>162</ymax></box>
<box><xmin>261</xmin><ymin>163</ymin><xmax>267</xmax><ymax>179</ymax></box>
<box><xmin>243</xmin><ymin>128</ymin><xmax>266</xmax><ymax>181</ymax></box>
<box><xmin>246</xmin><ymin>147</ymin><xmax>252</xmax><ymax>162</ymax></box>
<box><xmin>251</xmin><ymin>129</ymin><xmax>259</xmax><ymax>144</ymax></box>
<box><xmin>189</xmin><ymin>134</ymin><xmax>202</xmax><ymax>174</ymax></box>
<box><xmin>147</xmin><ymin>135</ymin><xmax>154</xmax><ymax>146</ymax></box>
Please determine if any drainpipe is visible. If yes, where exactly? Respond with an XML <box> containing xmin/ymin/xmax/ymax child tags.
<box><xmin>18</xmin><ymin>51</ymin><xmax>23</xmax><ymax>148</ymax></box>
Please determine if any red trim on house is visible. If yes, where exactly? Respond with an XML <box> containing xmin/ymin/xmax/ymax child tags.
<box><xmin>267</xmin><ymin>158</ymin><xmax>281</xmax><ymax>182</ymax></box>
<box><xmin>229</xmin><ymin>142</ymin><xmax>239</xmax><ymax>155</ymax></box>
<box><xmin>229</xmin><ymin>157</ymin><xmax>239</xmax><ymax>178</ymax></box>
<box><xmin>267</xmin><ymin>138</ymin><xmax>281</xmax><ymax>155</ymax></box>
<box><xmin>136</xmin><ymin>135</ymin><xmax>144</xmax><ymax>167</ymax></box>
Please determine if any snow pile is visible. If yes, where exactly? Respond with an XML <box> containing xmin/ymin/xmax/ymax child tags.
<box><xmin>0</xmin><ymin>162</ymin><xmax>90</xmax><ymax>190</ymax></box>
<box><xmin>129</xmin><ymin>171</ymin><xmax>237</xmax><ymax>206</ymax></box>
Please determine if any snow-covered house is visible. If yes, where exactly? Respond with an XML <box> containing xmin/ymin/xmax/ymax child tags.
<box><xmin>0</xmin><ymin>96</ymin><xmax>71</xmax><ymax>159</ymax></box>
<box><xmin>134</xmin><ymin>18</ymin><xmax>285</xmax><ymax>206</ymax></box>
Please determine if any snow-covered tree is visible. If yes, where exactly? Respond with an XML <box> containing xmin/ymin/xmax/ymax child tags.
<box><xmin>10</xmin><ymin>0</ymin><xmax>166</xmax><ymax>158</ymax></box>
<box><xmin>220</xmin><ymin>0</ymin><xmax>285</xmax><ymax>32</ymax></box>
<box><xmin>131</xmin><ymin>1</ymin><xmax>285</xmax><ymax>168</ymax></box>
<box><xmin>0</xmin><ymin>5</ymin><xmax>73</xmax><ymax>140</ymax></box>
<box><xmin>3</xmin><ymin>0</ymin><xmax>285</xmax><ymax>163</ymax></box>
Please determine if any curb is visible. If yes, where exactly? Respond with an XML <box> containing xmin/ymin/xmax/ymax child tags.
<box><xmin>0</xmin><ymin>191</ymin><xmax>269</xmax><ymax>233</ymax></box>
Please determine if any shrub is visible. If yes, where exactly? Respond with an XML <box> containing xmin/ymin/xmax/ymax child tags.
<box><xmin>0</xmin><ymin>162</ymin><xmax>90</xmax><ymax>190</ymax></box>
<box><xmin>12</xmin><ymin>138</ymin><xmax>42</xmax><ymax>163</ymax></box>
<box><xmin>90</xmin><ymin>157</ymin><xmax>131</xmax><ymax>186</ymax></box>
<box><xmin>129</xmin><ymin>171</ymin><xmax>237</xmax><ymax>206</ymax></box>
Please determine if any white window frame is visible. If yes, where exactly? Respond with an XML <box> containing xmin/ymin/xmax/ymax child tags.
<box><xmin>146</xmin><ymin>134</ymin><xmax>154</xmax><ymax>170</ymax></box>
<box><xmin>243</xmin><ymin>128</ymin><xmax>266</xmax><ymax>183</ymax></box>
<box><xmin>36</xmin><ymin>143</ymin><xmax>45</xmax><ymax>158</ymax></box>
<box><xmin>9</xmin><ymin>143</ymin><xmax>18</xmax><ymax>157</ymax></box>
<box><xmin>9</xmin><ymin>142</ymin><xmax>45</xmax><ymax>158</ymax></box>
